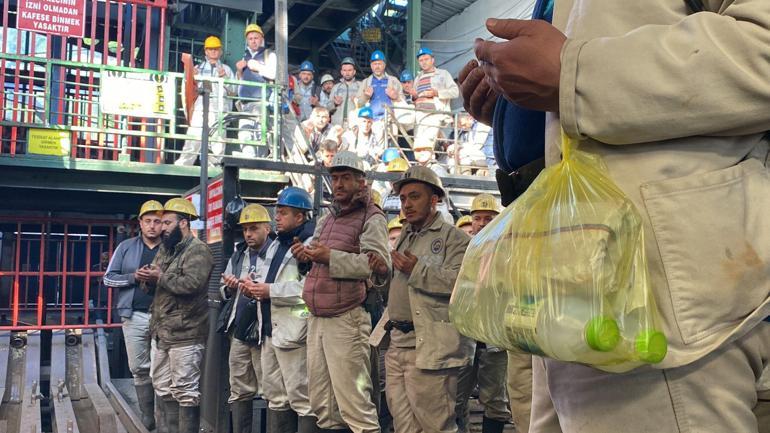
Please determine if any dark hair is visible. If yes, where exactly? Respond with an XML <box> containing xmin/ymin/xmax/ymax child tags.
<box><xmin>320</xmin><ymin>140</ymin><xmax>338</xmax><ymax>152</ymax></box>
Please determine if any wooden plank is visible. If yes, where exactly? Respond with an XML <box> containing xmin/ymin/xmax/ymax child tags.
<box><xmin>50</xmin><ymin>331</ymin><xmax>81</xmax><ymax>433</ymax></box>
<box><xmin>84</xmin><ymin>383</ymin><xmax>122</xmax><ymax>433</ymax></box>
<box><xmin>20</xmin><ymin>332</ymin><xmax>42</xmax><ymax>433</ymax></box>
<box><xmin>0</xmin><ymin>332</ymin><xmax>10</xmax><ymax>404</ymax></box>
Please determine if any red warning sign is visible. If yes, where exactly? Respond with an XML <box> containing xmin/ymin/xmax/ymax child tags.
<box><xmin>17</xmin><ymin>0</ymin><xmax>87</xmax><ymax>39</ymax></box>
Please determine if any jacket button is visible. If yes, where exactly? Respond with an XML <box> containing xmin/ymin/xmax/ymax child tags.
<box><xmin>418</xmin><ymin>338</ymin><xmax>423</xmax><ymax>342</ymax></box>
<box><xmin>415</xmin><ymin>310</ymin><xmax>420</xmax><ymax>315</ymax></box>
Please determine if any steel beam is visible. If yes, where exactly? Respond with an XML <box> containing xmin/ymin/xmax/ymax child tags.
<box><xmin>406</xmin><ymin>0</ymin><xmax>421</xmax><ymax>74</ymax></box>
<box><xmin>289</xmin><ymin>0</ymin><xmax>337</xmax><ymax>40</ymax></box>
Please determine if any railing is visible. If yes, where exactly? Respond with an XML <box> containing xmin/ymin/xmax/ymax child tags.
<box><xmin>0</xmin><ymin>52</ymin><xmax>282</xmax><ymax>164</ymax></box>
<box><xmin>382</xmin><ymin>104</ymin><xmax>496</xmax><ymax>176</ymax></box>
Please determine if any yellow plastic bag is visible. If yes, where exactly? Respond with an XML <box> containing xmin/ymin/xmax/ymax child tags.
<box><xmin>450</xmin><ymin>131</ymin><xmax>667</xmax><ymax>372</ymax></box>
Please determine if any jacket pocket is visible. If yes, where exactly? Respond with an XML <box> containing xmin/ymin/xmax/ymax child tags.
<box><xmin>641</xmin><ymin>159</ymin><xmax>770</xmax><ymax>345</ymax></box>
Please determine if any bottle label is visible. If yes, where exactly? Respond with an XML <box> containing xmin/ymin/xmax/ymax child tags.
<box><xmin>505</xmin><ymin>299</ymin><xmax>546</xmax><ymax>356</ymax></box>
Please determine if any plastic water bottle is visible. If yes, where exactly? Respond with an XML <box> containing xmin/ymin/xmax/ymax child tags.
<box><xmin>504</xmin><ymin>295</ymin><xmax>621</xmax><ymax>363</ymax></box>
<box><xmin>619</xmin><ymin>307</ymin><xmax>668</xmax><ymax>364</ymax></box>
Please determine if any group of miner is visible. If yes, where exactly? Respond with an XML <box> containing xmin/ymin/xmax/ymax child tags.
<box><xmin>105</xmin><ymin>150</ymin><xmax>530</xmax><ymax>433</ymax></box>
<box><xmin>175</xmin><ymin>23</ymin><xmax>496</xmax><ymax>182</ymax></box>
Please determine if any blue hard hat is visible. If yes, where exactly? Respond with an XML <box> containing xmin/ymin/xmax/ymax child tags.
<box><xmin>358</xmin><ymin>106</ymin><xmax>373</xmax><ymax>119</ymax></box>
<box><xmin>276</xmin><ymin>186</ymin><xmax>313</xmax><ymax>210</ymax></box>
<box><xmin>299</xmin><ymin>61</ymin><xmax>314</xmax><ymax>72</ymax></box>
<box><xmin>370</xmin><ymin>50</ymin><xmax>386</xmax><ymax>62</ymax></box>
<box><xmin>399</xmin><ymin>70</ymin><xmax>413</xmax><ymax>82</ymax></box>
<box><xmin>382</xmin><ymin>148</ymin><xmax>400</xmax><ymax>163</ymax></box>
<box><xmin>416</xmin><ymin>47</ymin><xmax>433</xmax><ymax>58</ymax></box>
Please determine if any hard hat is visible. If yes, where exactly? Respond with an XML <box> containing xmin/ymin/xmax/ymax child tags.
<box><xmin>204</xmin><ymin>36</ymin><xmax>222</xmax><ymax>50</ymax></box>
<box><xmin>382</xmin><ymin>148</ymin><xmax>400</xmax><ymax>163</ymax></box>
<box><xmin>163</xmin><ymin>197</ymin><xmax>198</xmax><ymax>220</ymax></box>
<box><xmin>392</xmin><ymin>166</ymin><xmax>446</xmax><ymax>198</ymax></box>
<box><xmin>358</xmin><ymin>106</ymin><xmax>373</xmax><ymax>119</ymax></box>
<box><xmin>371</xmin><ymin>190</ymin><xmax>382</xmax><ymax>208</ymax></box>
<box><xmin>386</xmin><ymin>157</ymin><xmax>409</xmax><ymax>173</ymax></box>
<box><xmin>341</xmin><ymin>57</ymin><xmax>356</xmax><ymax>66</ymax></box>
<box><xmin>455</xmin><ymin>215</ymin><xmax>472</xmax><ymax>228</ymax></box>
<box><xmin>370</xmin><ymin>50</ymin><xmax>386</xmax><ymax>62</ymax></box>
<box><xmin>320</xmin><ymin>74</ymin><xmax>334</xmax><ymax>84</ymax></box>
<box><xmin>138</xmin><ymin>200</ymin><xmax>164</xmax><ymax>218</ymax></box>
<box><xmin>471</xmin><ymin>193</ymin><xmax>500</xmax><ymax>214</ymax></box>
<box><xmin>300</xmin><ymin>61</ymin><xmax>314</xmax><ymax>72</ymax></box>
<box><xmin>387</xmin><ymin>217</ymin><xmax>403</xmax><ymax>232</ymax></box>
<box><xmin>244</xmin><ymin>23</ymin><xmax>263</xmax><ymax>37</ymax></box>
<box><xmin>239</xmin><ymin>204</ymin><xmax>271</xmax><ymax>225</ymax></box>
<box><xmin>276</xmin><ymin>187</ymin><xmax>313</xmax><ymax>211</ymax></box>
<box><xmin>330</xmin><ymin>150</ymin><xmax>366</xmax><ymax>174</ymax></box>
<box><xmin>398</xmin><ymin>210</ymin><xmax>407</xmax><ymax>223</ymax></box>
<box><xmin>399</xmin><ymin>70</ymin><xmax>413</xmax><ymax>82</ymax></box>
<box><xmin>416</xmin><ymin>47</ymin><xmax>434</xmax><ymax>58</ymax></box>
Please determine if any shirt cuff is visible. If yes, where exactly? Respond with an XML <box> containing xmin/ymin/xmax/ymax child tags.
<box><xmin>559</xmin><ymin>38</ymin><xmax>589</xmax><ymax>140</ymax></box>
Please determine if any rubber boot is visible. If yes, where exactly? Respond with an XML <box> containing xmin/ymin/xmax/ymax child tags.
<box><xmin>135</xmin><ymin>383</ymin><xmax>156</xmax><ymax>430</ymax></box>
<box><xmin>179</xmin><ymin>405</ymin><xmax>201</xmax><ymax>433</ymax></box>
<box><xmin>231</xmin><ymin>400</ymin><xmax>253</xmax><ymax>433</ymax></box>
<box><xmin>481</xmin><ymin>417</ymin><xmax>506</xmax><ymax>433</ymax></box>
<box><xmin>163</xmin><ymin>398</ymin><xmax>180</xmax><ymax>433</ymax></box>
<box><xmin>298</xmin><ymin>415</ymin><xmax>320</xmax><ymax>433</ymax></box>
<box><xmin>268</xmin><ymin>409</ymin><xmax>298</xmax><ymax>433</ymax></box>
<box><xmin>156</xmin><ymin>394</ymin><xmax>169</xmax><ymax>433</ymax></box>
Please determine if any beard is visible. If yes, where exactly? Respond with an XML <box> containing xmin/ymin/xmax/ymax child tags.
<box><xmin>162</xmin><ymin>225</ymin><xmax>184</xmax><ymax>250</ymax></box>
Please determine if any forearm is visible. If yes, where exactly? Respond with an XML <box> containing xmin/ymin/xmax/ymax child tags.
<box><xmin>560</xmin><ymin>4</ymin><xmax>770</xmax><ymax>144</ymax></box>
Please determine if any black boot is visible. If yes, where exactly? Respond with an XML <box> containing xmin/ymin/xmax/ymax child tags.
<box><xmin>268</xmin><ymin>409</ymin><xmax>298</xmax><ymax>433</ymax></box>
<box><xmin>481</xmin><ymin>417</ymin><xmax>506</xmax><ymax>433</ymax></box>
<box><xmin>298</xmin><ymin>415</ymin><xmax>320</xmax><ymax>433</ymax></box>
<box><xmin>231</xmin><ymin>400</ymin><xmax>253</xmax><ymax>433</ymax></box>
<box><xmin>135</xmin><ymin>384</ymin><xmax>156</xmax><ymax>430</ymax></box>
<box><xmin>163</xmin><ymin>398</ymin><xmax>180</xmax><ymax>433</ymax></box>
<box><xmin>179</xmin><ymin>405</ymin><xmax>201</xmax><ymax>433</ymax></box>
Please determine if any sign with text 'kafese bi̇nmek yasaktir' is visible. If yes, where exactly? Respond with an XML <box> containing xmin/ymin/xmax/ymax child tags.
<box><xmin>17</xmin><ymin>0</ymin><xmax>86</xmax><ymax>39</ymax></box>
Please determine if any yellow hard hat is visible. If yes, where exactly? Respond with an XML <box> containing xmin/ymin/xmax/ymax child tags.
<box><xmin>386</xmin><ymin>157</ymin><xmax>409</xmax><ymax>173</ymax></box>
<box><xmin>245</xmin><ymin>23</ymin><xmax>264</xmax><ymax>37</ymax></box>
<box><xmin>163</xmin><ymin>197</ymin><xmax>198</xmax><ymax>220</ymax></box>
<box><xmin>138</xmin><ymin>200</ymin><xmax>164</xmax><ymax>218</ymax></box>
<box><xmin>204</xmin><ymin>36</ymin><xmax>222</xmax><ymax>49</ymax></box>
<box><xmin>455</xmin><ymin>215</ymin><xmax>472</xmax><ymax>228</ymax></box>
<box><xmin>371</xmin><ymin>190</ymin><xmax>382</xmax><ymax>208</ymax></box>
<box><xmin>471</xmin><ymin>193</ymin><xmax>500</xmax><ymax>214</ymax></box>
<box><xmin>387</xmin><ymin>217</ymin><xmax>403</xmax><ymax>232</ymax></box>
<box><xmin>239</xmin><ymin>204</ymin><xmax>270</xmax><ymax>225</ymax></box>
<box><xmin>398</xmin><ymin>210</ymin><xmax>406</xmax><ymax>223</ymax></box>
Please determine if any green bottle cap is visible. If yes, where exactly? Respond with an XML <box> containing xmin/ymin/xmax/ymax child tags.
<box><xmin>635</xmin><ymin>330</ymin><xmax>668</xmax><ymax>364</ymax></box>
<box><xmin>584</xmin><ymin>316</ymin><xmax>620</xmax><ymax>352</ymax></box>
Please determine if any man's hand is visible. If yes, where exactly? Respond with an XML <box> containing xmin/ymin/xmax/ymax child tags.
<box><xmin>391</xmin><ymin>250</ymin><xmax>418</xmax><ymax>275</ymax></box>
<box><xmin>236</xmin><ymin>59</ymin><xmax>247</xmax><ymax>71</ymax></box>
<box><xmin>459</xmin><ymin>59</ymin><xmax>498</xmax><ymax>127</ymax></box>
<box><xmin>367</xmin><ymin>252</ymin><xmax>389</xmax><ymax>276</ymax></box>
<box><xmin>419</xmin><ymin>89</ymin><xmax>438</xmax><ymax>99</ymax></box>
<box><xmin>136</xmin><ymin>264</ymin><xmax>162</xmax><ymax>284</ymax></box>
<box><xmin>305</xmin><ymin>241</ymin><xmax>331</xmax><ymax>265</ymax></box>
<box><xmin>386</xmin><ymin>87</ymin><xmax>399</xmax><ymax>101</ymax></box>
<box><xmin>218</xmin><ymin>66</ymin><xmax>227</xmax><ymax>78</ymax></box>
<box><xmin>334</xmin><ymin>95</ymin><xmax>343</xmax><ymax>105</ymax></box>
<box><xmin>291</xmin><ymin>241</ymin><xmax>310</xmax><ymax>263</ymax></box>
<box><xmin>222</xmin><ymin>274</ymin><xmax>240</xmax><ymax>290</ymax></box>
<box><xmin>310</xmin><ymin>96</ymin><xmax>320</xmax><ymax>106</ymax></box>
<box><xmin>364</xmin><ymin>87</ymin><xmax>374</xmax><ymax>98</ymax></box>
<box><xmin>239</xmin><ymin>280</ymin><xmax>269</xmax><ymax>300</ymax></box>
<box><xmin>474</xmin><ymin>18</ymin><xmax>565</xmax><ymax>112</ymax></box>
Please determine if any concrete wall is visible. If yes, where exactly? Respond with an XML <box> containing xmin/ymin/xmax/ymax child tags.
<box><xmin>419</xmin><ymin>0</ymin><xmax>536</xmax><ymax>78</ymax></box>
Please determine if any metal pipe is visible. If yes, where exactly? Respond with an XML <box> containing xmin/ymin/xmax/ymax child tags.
<box><xmin>200</xmin><ymin>87</ymin><xmax>211</xmax><ymax>230</ymax></box>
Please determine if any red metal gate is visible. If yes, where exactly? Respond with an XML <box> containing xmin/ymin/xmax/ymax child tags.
<box><xmin>0</xmin><ymin>215</ymin><xmax>136</xmax><ymax>330</ymax></box>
